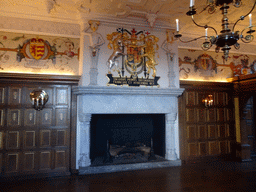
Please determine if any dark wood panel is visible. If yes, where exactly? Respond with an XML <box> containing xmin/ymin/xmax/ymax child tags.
<box><xmin>186</xmin><ymin>109</ymin><xmax>195</xmax><ymax>122</ymax></box>
<box><xmin>208</xmin><ymin>125</ymin><xmax>216</xmax><ymax>139</ymax></box>
<box><xmin>187</xmin><ymin>126</ymin><xmax>196</xmax><ymax>140</ymax></box>
<box><xmin>188</xmin><ymin>143</ymin><xmax>197</xmax><ymax>156</ymax></box>
<box><xmin>0</xmin><ymin>153</ymin><xmax>2</xmax><ymax>174</ymax></box>
<box><xmin>197</xmin><ymin>108</ymin><xmax>206</xmax><ymax>122</ymax></box>
<box><xmin>57</xmin><ymin>88</ymin><xmax>68</xmax><ymax>105</ymax></box>
<box><xmin>24</xmin><ymin>109</ymin><xmax>36</xmax><ymax>126</ymax></box>
<box><xmin>0</xmin><ymin>87</ymin><xmax>5</xmax><ymax>105</ymax></box>
<box><xmin>24</xmin><ymin>152</ymin><xmax>35</xmax><ymax>171</ymax></box>
<box><xmin>41</xmin><ymin>109</ymin><xmax>53</xmax><ymax>126</ymax></box>
<box><xmin>40</xmin><ymin>151</ymin><xmax>51</xmax><ymax>170</ymax></box>
<box><xmin>56</xmin><ymin>108</ymin><xmax>68</xmax><ymax>126</ymax></box>
<box><xmin>207</xmin><ymin>108</ymin><xmax>216</xmax><ymax>122</ymax></box>
<box><xmin>220</xmin><ymin>141</ymin><xmax>227</xmax><ymax>154</ymax></box>
<box><xmin>24</xmin><ymin>131</ymin><xmax>36</xmax><ymax>148</ymax></box>
<box><xmin>217</xmin><ymin>108</ymin><xmax>225</xmax><ymax>122</ymax></box>
<box><xmin>56</xmin><ymin>130</ymin><xmax>66</xmax><ymax>146</ymax></box>
<box><xmin>186</xmin><ymin>92</ymin><xmax>196</xmax><ymax>106</ymax></box>
<box><xmin>7</xmin><ymin>131</ymin><xmax>20</xmax><ymax>149</ymax></box>
<box><xmin>55</xmin><ymin>150</ymin><xmax>66</xmax><ymax>169</ymax></box>
<box><xmin>40</xmin><ymin>130</ymin><xmax>51</xmax><ymax>147</ymax></box>
<box><xmin>7</xmin><ymin>109</ymin><xmax>21</xmax><ymax>127</ymax></box>
<box><xmin>6</xmin><ymin>153</ymin><xmax>19</xmax><ymax>173</ymax></box>
<box><xmin>8</xmin><ymin>87</ymin><xmax>22</xmax><ymax>105</ymax></box>
<box><xmin>198</xmin><ymin>125</ymin><xmax>206</xmax><ymax>139</ymax></box>
<box><xmin>209</xmin><ymin>141</ymin><xmax>219</xmax><ymax>155</ymax></box>
<box><xmin>0</xmin><ymin>109</ymin><xmax>4</xmax><ymax>126</ymax></box>
<box><xmin>0</xmin><ymin>131</ymin><xmax>3</xmax><ymax>150</ymax></box>
<box><xmin>199</xmin><ymin>142</ymin><xmax>207</xmax><ymax>156</ymax></box>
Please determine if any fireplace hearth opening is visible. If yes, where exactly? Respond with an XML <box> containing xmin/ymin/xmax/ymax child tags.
<box><xmin>90</xmin><ymin>114</ymin><xmax>166</xmax><ymax>166</ymax></box>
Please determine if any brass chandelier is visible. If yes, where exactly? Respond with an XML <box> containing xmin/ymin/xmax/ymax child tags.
<box><xmin>174</xmin><ymin>0</ymin><xmax>256</xmax><ymax>60</ymax></box>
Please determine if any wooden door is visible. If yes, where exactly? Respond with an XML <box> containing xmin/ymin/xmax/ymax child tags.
<box><xmin>0</xmin><ymin>83</ymin><xmax>72</xmax><ymax>177</ymax></box>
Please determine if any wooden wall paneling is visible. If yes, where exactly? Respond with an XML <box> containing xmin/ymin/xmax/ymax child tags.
<box><xmin>217</xmin><ymin>108</ymin><xmax>225</xmax><ymax>122</ymax></box>
<box><xmin>199</xmin><ymin>142</ymin><xmax>207</xmax><ymax>156</ymax></box>
<box><xmin>40</xmin><ymin>151</ymin><xmax>51</xmax><ymax>170</ymax></box>
<box><xmin>198</xmin><ymin>125</ymin><xmax>207</xmax><ymax>139</ymax></box>
<box><xmin>180</xmin><ymin>82</ymin><xmax>234</xmax><ymax>164</ymax></box>
<box><xmin>0</xmin><ymin>131</ymin><xmax>3</xmax><ymax>150</ymax></box>
<box><xmin>6</xmin><ymin>131</ymin><xmax>20</xmax><ymax>150</ymax></box>
<box><xmin>56</xmin><ymin>108</ymin><xmax>69</xmax><ymax>127</ymax></box>
<box><xmin>208</xmin><ymin>125</ymin><xmax>217</xmax><ymax>139</ymax></box>
<box><xmin>56</xmin><ymin>88</ymin><xmax>68</xmax><ymax>105</ymax></box>
<box><xmin>220</xmin><ymin>141</ymin><xmax>227</xmax><ymax>154</ymax></box>
<box><xmin>6</xmin><ymin>153</ymin><xmax>19</xmax><ymax>173</ymax></box>
<box><xmin>56</xmin><ymin>130</ymin><xmax>66</xmax><ymax>146</ymax></box>
<box><xmin>8</xmin><ymin>87</ymin><xmax>21</xmax><ymax>105</ymax></box>
<box><xmin>24</xmin><ymin>109</ymin><xmax>36</xmax><ymax>126</ymax></box>
<box><xmin>0</xmin><ymin>153</ymin><xmax>2</xmax><ymax>174</ymax></box>
<box><xmin>207</xmin><ymin>108</ymin><xmax>216</xmax><ymax>122</ymax></box>
<box><xmin>55</xmin><ymin>150</ymin><xmax>66</xmax><ymax>169</ymax></box>
<box><xmin>70</xmin><ymin>91</ymin><xmax>77</xmax><ymax>172</ymax></box>
<box><xmin>209</xmin><ymin>141</ymin><xmax>219</xmax><ymax>155</ymax></box>
<box><xmin>197</xmin><ymin>108</ymin><xmax>206</xmax><ymax>122</ymax></box>
<box><xmin>40</xmin><ymin>130</ymin><xmax>51</xmax><ymax>147</ymax></box>
<box><xmin>41</xmin><ymin>108</ymin><xmax>53</xmax><ymax>126</ymax></box>
<box><xmin>187</xmin><ymin>126</ymin><xmax>196</xmax><ymax>140</ymax></box>
<box><xmin>188</xmin><ymin>143</ymin><xmax>197</xmax><ymax>157</ymax></box>
<box><xmin>24</xmin><ymin>152</ymin><xmax>35</xmax><ymax>171</ymax></box>
<box><xmin>7</xmin><ymin>109</ymin><xmax>21</xmax><ymax>127</ymax></box>
<box><xmin>186</xmin><ymin>108</ymin><xmax>196</xmax><ymax>122</ymax></box>
<box><xmin>0</xmin><ymin>74</ymin><xmax>79</xmax><ymax>178</ymax></box>
<box><xmin>24</xmin><ymin>130</ymin><xmax>36</xmax><ymax>148</ymax></box>
<box><xmin>0</xmin><ymin>87</ymin><xmax>6</xmax><ymax>105</ymax></box>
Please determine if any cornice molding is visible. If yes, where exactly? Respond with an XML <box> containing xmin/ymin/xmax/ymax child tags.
<box><xmin>0</xmin><ymin>73</ymin><xmax>80</xmax><ymax>84</ymax></box>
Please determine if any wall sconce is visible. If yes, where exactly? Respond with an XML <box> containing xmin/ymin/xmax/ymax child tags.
<box><xmin>30</xmin><ymin>89</ymin><xmax>49</xmax><ymax>111</ymax></box>
<box><xmin>202</xmin><ymin>94</ymin><xmax>213</xmax><ymax>107</ymax></box>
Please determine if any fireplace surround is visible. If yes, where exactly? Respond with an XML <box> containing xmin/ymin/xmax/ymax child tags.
<box><xmin>73</xmin><ymin>86</ymin><xmax>184</xmax><ymax>174</ymax></box>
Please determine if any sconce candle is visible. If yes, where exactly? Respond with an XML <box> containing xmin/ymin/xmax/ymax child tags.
<box><xmin>205</xmin><ymin>28</ymin><xmax>208</xmax><ymax>40</ymax></box>
<box><xmin>202</xmin><ymin>94</ymin><xmax>213</xmax><ymax>107</ymax></box>
<box><xmin>176</xmin><ymin>19</ymin><xmax>179</xmax><ymax>32</ymax></box>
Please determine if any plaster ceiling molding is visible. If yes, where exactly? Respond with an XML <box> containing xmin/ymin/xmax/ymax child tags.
<box><xmin>146</xmin><ymin>13</ymin><xmax>157</xmax><ymax>27</ymax></box>
<box><xmin>46</xmin><ymin>0</ymin><xmax>56</xmax><ymax>13</ymax></box>
<box><xmin>115</xmin><ymin>3</ymin><xmax>132</xmax><ymax>17</ymax></box>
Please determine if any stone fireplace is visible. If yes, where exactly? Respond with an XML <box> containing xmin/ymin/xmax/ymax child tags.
<box><xmin>73</xmin><ymin>86</ymin><xmax>184</xmax><ymax>174</ymax></box>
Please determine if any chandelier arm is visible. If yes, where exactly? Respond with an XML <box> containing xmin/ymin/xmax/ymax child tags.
<box><xmin>240</xmin><ymin>26</ymin><xmax>251</xmax><ymax>36</ymax></box>
<box><xmin>178</xmin><ymin>36</ymin><xmax>211</xmax><ymax>43</ymax></box>
<box><xmin>191</xmin><ymin>16</ymin><xmax>218</xmax><ymax>35</ymax></box>
<box><xmin>241</xmin><ymin>37</ymin><xmax>253</xmax><ymax>43</ymax></box>
<box><xmin>232</xmin><ymin>0</ymin><xmax>256</xmax><ymax>32</ymax></box>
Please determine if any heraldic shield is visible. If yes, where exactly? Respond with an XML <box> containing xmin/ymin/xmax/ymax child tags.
<box><xmin>106</xmin><ymin>28</ymin><xmax>160</xmax><ymax>87</ymax></box>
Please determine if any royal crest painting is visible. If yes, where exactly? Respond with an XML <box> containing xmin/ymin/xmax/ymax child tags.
<box><xmin>106</xmin><ymin>28</ymin><xmax>160</xmax><ymax>87</ymax></box>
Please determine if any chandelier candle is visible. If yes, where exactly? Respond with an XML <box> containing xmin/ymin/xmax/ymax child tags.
<box><xmin>249</xmin><ymin>13</ymin><xmax>252</xmax><ymax>27</ymax></box>
<box><xmin>190</xmin><ymin>0</ymin><xmax>194</xmax><ymax>7</ymax></box>
<box><xmin>176</xmin><ymin>19</ymin><xmax>179</xmax><ymax>32</ymax></box>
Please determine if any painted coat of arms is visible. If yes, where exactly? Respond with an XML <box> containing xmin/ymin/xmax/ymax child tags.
<box><xmin>106</xmin><ymin>28</ymin><xmax>160</xmax><ymax>87</ymax></box>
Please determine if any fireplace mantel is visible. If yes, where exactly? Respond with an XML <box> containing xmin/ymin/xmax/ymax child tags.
<box><xmin>73</xmin><ymin>86</ymin><xmax>184</xmax><ymax>97</ymax></box>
